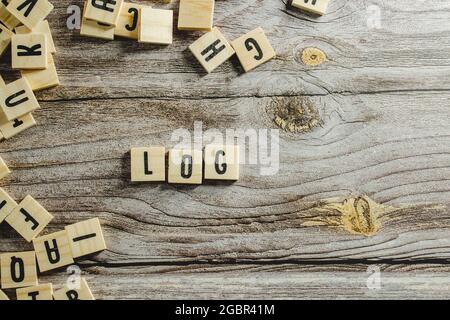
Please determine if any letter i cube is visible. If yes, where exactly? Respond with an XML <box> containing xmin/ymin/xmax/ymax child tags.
<box><xmin>65</xmin><ymin>218</ymin><xmax>107</xmax><ymax>258</ymax></box>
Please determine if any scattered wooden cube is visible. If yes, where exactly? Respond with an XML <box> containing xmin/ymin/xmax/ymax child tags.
<box><xmin>0</xmin><ymin>77</ymin><xmax>40</xmax><ymax>121</ymax></box>
<box><xmin>6</xmin><ymin>195</ymin><xmax>54</xmax><ymax>242</ymax></box>
<box><xmin>21</xmin><ymin>54</ymin><xmax>59</xmax><ymax>91</ymax></box>
<box><xmin>53</xmin><ymin>277</ymin><xmax>95</xmax><ymax>300</ymax></box>
<box><xmin>114</xmin><ymin>2</ymin><xmax>146</xmax><ymax>39</ymax></box>
<box><xmin>84</xmin><ymin>0</ymin><xmax>124</xmax><ymax>26</ymax></box>
<box><xmin>131</xmin><ymin>147</ymin><xmax>166</xmax><ymax>182</ymax></box>
<box><xmin>178</xmin><ymin>0</ymin><xmax>214</xmax><ymax>31</ymax></box>
<box><xmin>0</xmin><ymin>251</ymin><xmax>38</xmax><ymax>289</ymax></box>
<box><xmin>189</xmin><ymin>27</ymin><xmax>235</xmax><ymax>73</ymax></box>
<box><xmin>33</xmin><ymin>230</ymin><xmax>74</xmax><ymax>272</ymax></box>
<box><xmin>11</xmin><ymin>33</ymin><xmax>48</xmax><ymax>70</ymax></box>
<box><xmin>0</xmin><ymin>0</ymin><xmax>21</xmax><ymax>30</ymax></box>
<box><xmin>65</xmin><ymin>218</ymin><xmax>107</xmax><ymax>258</ymax></box>
<box><xmin>291</xmin><ymin>0</ymin><xmax>330</xmax><ymax>15</ymax></box>
<box><xmin>15</xmin><ymin>20</ymin><xmax>56</xmax><ymax>53</ymax></box>
<box><xmin>138</xmin><ymin>8</ymin><xmax>173</xmax><ymax>45</ymax></box>
<box><xmin>0</xmin><ymin>112</ymin><xmax>36</xmax><ymax>139</ymax></box>
<box><xmin>80</xmin><ymin>1</ymin><xmax>115</xmax><ymax>40</ymax></box>
<box><xmin>168</xmin><ymin>149</ymin><xmax>203</xmax><ymax>184</ymax></box>
<box><xmin>231</xmin><ymin>27</ymin><xmax>276</xmax><ymax>72</ymax></box>
<box><xmin>0</xmin><ymin>23</ymin><xmax>14</xmax><ymax>57</ymax></box>
<box><xmin>0</xmin><ymin>156</ymin><xmax>10</xmax><ymax>180</ymax></box>
<box><xmin>16</xmin><ymin>283</ymin><xmax>53</xmax><ymax>300</ymax></box>
<box><xmin>204</xmin><ymin>145</ymin><xmax>240</xmax><ymax>180</ymax></box>
<box><xmin>0</xmin><ymin>289</ymin><xmax>9</xmax><ymax>300</ymax></box>
<box><xmin>6</xmin><ymin>0</ymin><xmax>54</xmax><ymax>29</ymax></box>
<box><xmin>0</xmin><ymin>187</ymin><xmax>18</xmax><ymax>223</ymax></box>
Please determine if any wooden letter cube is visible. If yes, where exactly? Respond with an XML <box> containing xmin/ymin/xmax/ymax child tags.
<box><xmin>0</xmin><ymin>23</ymin><xmax>14</xmax><ymax>57</ymax></box>
<box><xmin>53</xmin><ymin>277</ymin><xmax>95</xmax><ymax>300</ymax></box>
<box><xmin>114</xmin><ymin>2</ymin><xmax>146</xmax><ymax>39</ymax></box>
<box><xmin>178</xmin><ymin>0</ymin><xmax>214</xmax><ymax>31</ymax></box>
<box><xmin>291</xmin><ymin>0</ymin><xmax>330</xmax><ymax>15</ymax></box>
<box><xmin>15</xmin><ymin>20</ymin><xmax>56</xmax><ymax>53</ymax></box>
<box><xmin>131</xmin><ymin>147</ymin><xmax>166</xmax><ymax>182</ymax></box>
<box><xmin>168</xmin><ymin>149</ymin><xmax>203</xmax><ymax>184</ymax></box>
<box><xmin>11</xmin><ymin>33</ymin><xmax>48</xmax><ymax>69</ymax></box>
<box><xmin>0</xmin><ymin>289</ymin><xmax>9</xmax><ymax>300</ymax></box>
<box><xmin>0</xmin><ymin>156</ymin><xmax>11</xmax><ymax>180</ymax></box>
<box><xmin>231</xmin><ymin>27</ymin><xmax>276</xmax><ymax>72</ymax></box>
<box><xmin>189</xmin><ymin>27</ymin><xmax>235</xmax><ymax>73</ymax></box>
<box><xmin>84</xmin><ymin>0</ymin><xmax>124</xmax><ymax>26</ymax></box>
<box><xmin>6</xmin><ymin>195</ymin><xmax>54</xmax><ymax>242</ymax></box>
<box><xmin>65</xmin><ymin>218</ymin><xmax>107</xmax><ymax>258</ymax></box>
<box><xmin>0</xmin><ymin>0</ymin><xmax>21</xmax><ymax>29</ymax></box>
<box><xmin>0</xmin><ymin>187</ymin><xmax>17</xmax><ymax>223</ymax></box>
<box><xmin>21</xmin><ymin>54</ymin><xmax>60</xmax><ymax>91</ymax></box>
<box><xmin>16</xmin><ymin>283</ymin><xmax>53</xmax><ymax>300</ymax></box>
<box><xmin>0</xmin><ymin>251</ymin><xmax>38</xmax><ymax>289</ymax></box>
<box><xmin>33</xmin><ymin>230</ymin><xmax>74</xmax><ymax>272</ymax></box>
<box><xmin>0</xmin><ymin>77</ymin><xmax>40</xmax><ymax>120</ymax></box>
<box><xmin>204</xmin><ymin>145</ymin><xmax>240</xmax><ymax>180</ymax></box>
<box><xmin>138</xmin><ymin>8</ymin><xmax>173</xmax><ymax>45</ymax></box>
<box><xmin>0</xmin><ymin>112</ymin><xmax>36</xmax><ymax>139</ymax></box>
<box><xmin>6</xmin><ymin>0</ymin><xmax>54</xmax><ymax>29</ymax></box>
<box><xmin>80</xmin><ymin>0</ymin><xmax>115</xmax><ymax>40</ymax></box>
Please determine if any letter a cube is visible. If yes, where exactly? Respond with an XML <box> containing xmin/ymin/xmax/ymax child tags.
<box><xmin>33</xmin><ymin>230</ymin><xmax>74</xmax><ymax>272</ymax></box>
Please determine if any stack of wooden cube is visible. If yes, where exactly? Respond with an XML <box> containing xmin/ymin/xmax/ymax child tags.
<box><xmin>80</xmin><ymin>0</ymin><xmax>173</xmax><ymax>44</ymax></box>
<box><xmin>80</xmin><ymin>0</ymin><xmax>277</xmax><ymax>73</ymax></box>
<box><xmin>0</xmin><ymin>156</ymin><xmax>107</xmax><ymax>300</ymax></box>
<box><xmin>0</xmin><ymin>0</ymin><xmax>59</xmax><ymax>141</ymax></box>
<box><xmin>180</xmin><ymin>0</ymin><xmax>276</xmax><ymax>73</ymax></box>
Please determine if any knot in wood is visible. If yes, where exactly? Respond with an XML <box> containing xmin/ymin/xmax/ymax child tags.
<box><xmin>301</xmin><ymin>47</ymin><xmax>327</xmax><ymax>66</ymax></box>
<box><xmin>270</xmin><ymin>97</ymin><xmax>322</xmax><ymax>133</ymax></box>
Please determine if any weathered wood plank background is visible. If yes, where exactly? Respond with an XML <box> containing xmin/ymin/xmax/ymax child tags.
<box><xmin>1</xmin><ymin>0</ymin><xmax>450</xmax><ymax>299</ymax></box>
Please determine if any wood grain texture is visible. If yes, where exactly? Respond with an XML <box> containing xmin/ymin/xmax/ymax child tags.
<box><xmin>3</xmin><ymin>264</ymin><xmax>450</xmax><ymax>300</ymax></box>
<box><xmin>1</xmin><ymin>0</ymin><xmax>450</xmax><ymax>299</ymax></box>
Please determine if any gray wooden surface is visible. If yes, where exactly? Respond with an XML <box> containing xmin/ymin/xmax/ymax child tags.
<box><xmin>1</xmin><ymin>0</ymin><xmax>450</xmax><ymax>299</ymax></box>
